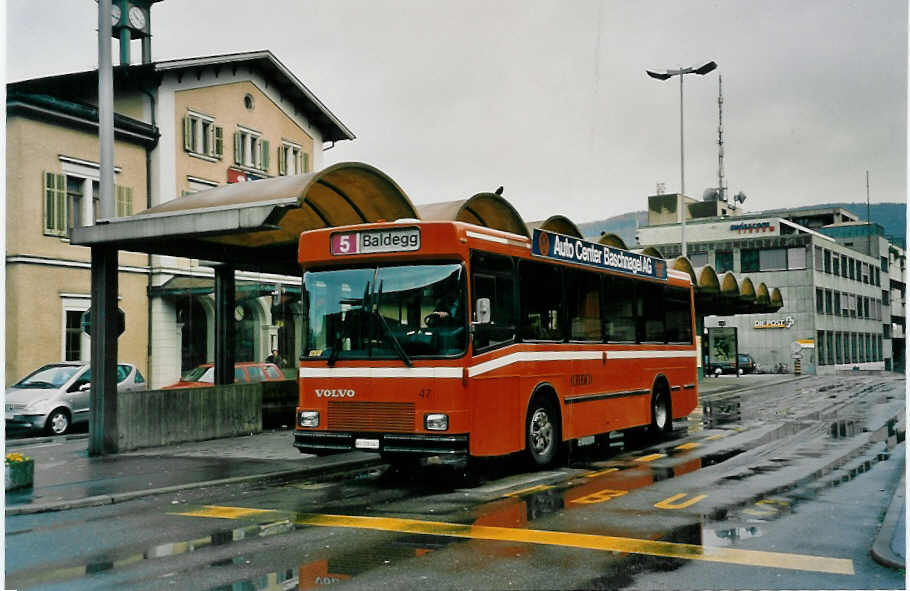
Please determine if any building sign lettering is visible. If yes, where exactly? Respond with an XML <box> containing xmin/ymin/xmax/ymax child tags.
<box><xmin>753</xmin><ymin>316</ymin><xmax>794</xmax><ymax>329</ymax></box>
<box><xmin>730</xmin><ymin>221</ymin><xmax>775</xmax><ymax>234</ymax></box>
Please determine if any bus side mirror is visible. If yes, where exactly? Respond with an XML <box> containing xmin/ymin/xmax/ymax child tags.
<box><xmin>475</xmin><ymin>298</ymin><xmax>491</xmax><ymax>324</ymax></box>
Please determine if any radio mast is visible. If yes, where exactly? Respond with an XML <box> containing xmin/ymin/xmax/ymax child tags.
<box><xmin>717</xmin><ymin>75</ymin><xmax>727</xmax><ymax>202</ymax></box>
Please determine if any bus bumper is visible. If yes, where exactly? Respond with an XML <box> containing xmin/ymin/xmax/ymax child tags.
<box><xmin>294</xmin><ymin>430</ymin><xmax>469</xmax><ymax>456</ymax></box>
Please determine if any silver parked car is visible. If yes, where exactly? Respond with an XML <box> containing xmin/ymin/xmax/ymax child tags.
<box><xmin>5</xmin><ymin>362</ymin><xmax>146</xmax><ymax>435</ymax></box>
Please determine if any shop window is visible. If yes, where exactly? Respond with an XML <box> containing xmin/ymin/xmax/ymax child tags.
<box><xmin>688</xmin><ymin>252</ymin><xmax>707</xmax><ymax>267</ymax></box>
<box><xmin>715</xmin><ymin>251</ymin><xmax>733</xmax><ymax>273</ymax></box>
<box><xmin>787</xmin><ymin>246</ymin><xmax>807</xmax><ymax>270</ymax></box>
<box><xmin>759</xmin><ymin>248</ymin><xmax>787</xmax><ymax>271</ymax></box>
<box><xmin>741</xmin><ymin>249</ymin><xmax>759</xmax><ymax>273</ymax></box>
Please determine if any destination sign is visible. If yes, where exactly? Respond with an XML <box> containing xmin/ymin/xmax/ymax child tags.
<box><xmin>330</xmin><ymin>227</ymin><xmax>420</xmax><ymax>256</ymax></box>
<box><xmin>531</xmin><ymin>229</ymin><xmax>667</xmax><ymax>280</ymax></box>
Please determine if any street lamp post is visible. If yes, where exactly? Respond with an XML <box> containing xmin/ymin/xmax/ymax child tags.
<box><xmin>646</xmin><ymin>61</ymin><xmax>717</xmax><ymax>259</ymax></box>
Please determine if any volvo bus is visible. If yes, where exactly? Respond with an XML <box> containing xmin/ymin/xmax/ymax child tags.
<box><xmin>294</xmin><ymin>220</ymin><xmax>697</xmax><ymax>467</ymax></box>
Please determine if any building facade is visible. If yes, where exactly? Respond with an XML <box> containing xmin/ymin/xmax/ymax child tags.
<box><xmin>6</xmin><ymin>51</ymin><xmax>354</xmax><ymax>388</ymax></box>
<box><xmin>637</xmin><ymin>210</ymin><xmax>903</xmax><ymax>375</ymax></box>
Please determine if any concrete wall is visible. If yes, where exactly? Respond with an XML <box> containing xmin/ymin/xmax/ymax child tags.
<box><xmin>116</xmin><ymin>384</ymin><xmax>262</xmax><ymax>451</ymax></box>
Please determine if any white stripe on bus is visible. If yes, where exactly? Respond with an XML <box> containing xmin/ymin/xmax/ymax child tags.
<box><xmin>299</xmin><ymin>349</ymin><xmax>697</xmax><ymax>379</ymax></box>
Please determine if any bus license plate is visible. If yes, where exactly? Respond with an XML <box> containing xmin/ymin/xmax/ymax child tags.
<box><xmin>355</xmin><ymin>438</ymin><xmax>380</xmax><ymax>450</ymax></box>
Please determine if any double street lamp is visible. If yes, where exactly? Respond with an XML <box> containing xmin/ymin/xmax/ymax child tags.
<box><xmin>646</xmin><ymin>60</ymin><xmax>717</xmax><ymax>258</ymax></box>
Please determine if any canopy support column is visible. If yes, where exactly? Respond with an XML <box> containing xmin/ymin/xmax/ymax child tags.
<box><xmin>214</xmin><ymin>264</ymin><xmax>236</xmax><ymax>385</ymax></box>
<box><xmin>89</xmin><ymin>246</ymin><xmax>119</xmax><ymax>455</ymax></box>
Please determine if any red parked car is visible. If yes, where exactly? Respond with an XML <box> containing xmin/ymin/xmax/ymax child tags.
<box><xmin>163</xmin><ymin>362</ymin><xmax>284</xmax><ymax>389</ymax></box>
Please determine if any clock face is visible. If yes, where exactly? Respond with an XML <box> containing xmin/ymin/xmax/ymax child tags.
<box><xmin>128</xmin><ymin>5</ymin><xmax>146</xmax><ymax>29</ymax></box>
<box><xmin>111</xmin><ymin>4</ymin><xmax>122</xmax><ymax>26</ymax></box>
<box><xmin>234</xmin><ymin>305</ymin><xmax>245</xmax><ymax>321</ymax></box>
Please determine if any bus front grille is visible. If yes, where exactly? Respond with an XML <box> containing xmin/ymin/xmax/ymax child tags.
<box><xmin>327</xmin><ymin>401</ymin><xmax>416</xmax><ymax>432</ymax></box>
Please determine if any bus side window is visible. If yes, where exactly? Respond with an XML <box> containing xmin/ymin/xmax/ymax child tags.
<box><xmin>664</xmin><ymin>286</ymin><xmax>693</xmax><ymax>344</ymax></box>
<box><xmin>567</xmin><ymin>268</ymin><xmax>601</xmax><ymax>341</ymax></box>
<box><xmin>638</xmin><ymin>281</ymin><xmax>666</xmax><ymax>343</ymax></box>
<box><xmin>471</xmin><ymin>252</ymin><xmax>516</xmax><ymax>352</ymax></box>
<box><xmin>519</xmin><ymin>260</ymin><xmax>563</xmax><ymax>341</ymax></box>
<box><xmin>603</xmin><ymin>275</ymin><xmax>637</xmax><ymax>342</ymax></box>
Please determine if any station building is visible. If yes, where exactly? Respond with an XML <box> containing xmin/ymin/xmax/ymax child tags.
<box><xmin>5</xmin><ymin>50</ymin><xmax>354</xmax><ymax>387</ymax></box>
<box><xmin>637</xmin><ymin>196</ymin><xmax>906</xmax><ymax>374</ymax></box>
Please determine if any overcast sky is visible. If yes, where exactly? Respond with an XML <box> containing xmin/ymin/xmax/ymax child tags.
<box><xmin>6</xmin><ymin>0</ymin><xmax>907</xmax><ymax>224</ymax></box>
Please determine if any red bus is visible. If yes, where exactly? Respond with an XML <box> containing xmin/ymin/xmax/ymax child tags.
<box><xmin>294</xmin><ymin>220</ymin><xmax>697</xmax><ymax>467</ymax></box>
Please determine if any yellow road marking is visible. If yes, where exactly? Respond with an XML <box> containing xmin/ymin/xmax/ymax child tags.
<box><xmin>585</xmin><ymin>467</ymin><xmax>620</xmax><ymax>478</ymax></box>
<box><xmin>674</xmin><ymin>442</ymin><xmax>700</xmax><ymax>450</ymax></box>
<box><xmin>634</xmin><ymin>453</ymin><xmax>666</xmax><ymax>463</ymax></box>
<box><xmin>705</xmin><ymin>433</ymin><xmax>728</xmax><ymax>440</ymax></box>
<box><xmin>175</xmin><ymin>506</ymin><xmax>854</xmax><ymax>575</ymax></box>
<box><xmin>176</xmin><ymin>505</ymin><xmax>280</xmax><ymax>519</ymax></box>
<box><xmin>654</xmin><ymin>493</ymin><xmax>708</xmax><ymax>510</ymax></box>
<box><xmin>504</xmin><ymin>484</ymin><xmax>553</xmax><ymax>497</ymax></box>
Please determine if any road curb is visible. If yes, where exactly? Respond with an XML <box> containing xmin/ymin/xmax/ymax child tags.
<box><xmin>871</xmin><ymin>469</ymin><xmax>905</xmax><ymax>569</ymax></box>
<box><xmin>5</xmin><ymin>433</ymin><xmax>89</xmax><ymax>448</ymax></box>
<box><xmin>6</xmin><ymin>453</ymin><xmax>382</xmax><ymax>516</ymax></box>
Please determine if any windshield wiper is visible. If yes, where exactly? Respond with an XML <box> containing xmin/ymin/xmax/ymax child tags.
<box><xmin>372</xmin><ymin>280</ymin><xmax>412</xmax><ymax>367</ymax></box>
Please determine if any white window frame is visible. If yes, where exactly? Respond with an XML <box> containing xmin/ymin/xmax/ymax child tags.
<box><xmin>184</xmin><ymin>110</ymin><xmax>223</xmax><ymax>161</ymax></box>
<box><xmin>61</xmin><ymin>295</ymin><xmax>91</xmax><ymax>362</ymax></box>
<box><xmin>234</xmin><ymin>126</ymin><xmax>269</xmax><ymax>172</ymax></box>
<box><xmin>278</xmin><ymin>140</ymin><xmax>306</xmax><ymax>176</ymax></box>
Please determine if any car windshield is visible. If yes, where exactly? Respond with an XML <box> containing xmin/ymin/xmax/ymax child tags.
<box><xmin>13</xmin><ymin>364</ymin><xmax>82</xmax><ymax>389</ymax></box>
<box><xmin>183</xmin><ymin>366</ymin><xmax>215</xmax><ymax>383</ymax></box>
<box><xmin>303</xmin><ymin>263</ymin><xmax>467</xmax><ymax>361</ymax></box>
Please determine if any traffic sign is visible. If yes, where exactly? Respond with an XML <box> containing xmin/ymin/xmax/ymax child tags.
<box><xmin>81</xmin><ymin>308</ymin><xmax>126</xmax><ymax>337</ymax></box>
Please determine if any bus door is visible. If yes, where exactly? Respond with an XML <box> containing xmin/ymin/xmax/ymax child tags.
<box><xmin>469</xmin><ymin>252</ymin><xmax>520</xmax><ymax>456</ymax></box>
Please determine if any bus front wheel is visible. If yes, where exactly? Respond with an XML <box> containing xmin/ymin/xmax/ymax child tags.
<box><xmin>526</xmin><ymin>399</ymin><xmax>560</xmax><ymax>467</ymax></box>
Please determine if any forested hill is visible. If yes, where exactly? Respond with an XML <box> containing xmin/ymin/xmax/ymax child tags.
<box><xmin>577</xmin><ymin>202</ymin><xmax>905</xmax><ymax>248</ymax></box>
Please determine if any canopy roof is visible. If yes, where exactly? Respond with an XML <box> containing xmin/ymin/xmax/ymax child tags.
<box><xmin>418</xmin><ymin>193</ymin><xmax>530</xmax><ymax>238</ymax></box>
<box><xmin>527</xmin><ymin>215</ymin><xmax>583</xmax><ymax>238</ymax></box>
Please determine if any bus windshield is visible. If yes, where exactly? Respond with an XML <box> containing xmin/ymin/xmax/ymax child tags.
<box><xmin>304</xmin><ymin>263</ymin><xmax>466</xmax><ymax>361</ymax></box>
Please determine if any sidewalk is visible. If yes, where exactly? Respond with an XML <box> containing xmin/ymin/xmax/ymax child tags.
<box><xmin>5</xmin><ymin>430</ymin><xmax>380</xmax><ymax>516</ymax></box>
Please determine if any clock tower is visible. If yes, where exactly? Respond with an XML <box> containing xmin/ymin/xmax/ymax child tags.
<box><xmin>110</xmin><ymin>0</ymin><xmax>163</xmax><ymax>65</ymax></box>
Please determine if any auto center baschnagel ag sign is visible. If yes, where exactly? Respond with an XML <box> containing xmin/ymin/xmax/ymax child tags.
<box><xmin>531</xmin><ymin>229</ymin><xmax>667</xmax><ymax>280</ymax></box>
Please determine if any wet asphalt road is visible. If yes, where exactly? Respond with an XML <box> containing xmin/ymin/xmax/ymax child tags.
<box><xmin>5</xmin><ymin>374</ymin><xmax>905</xmax><ymax>590</ymax></box>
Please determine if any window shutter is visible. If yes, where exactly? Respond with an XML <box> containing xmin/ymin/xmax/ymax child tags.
<box><xmin>214</xmin><ymin>126</ymin><xmax>223</xmax><ymax>158</ymax></box>
<box><xmin>183</xmin><ymin>116</ymin><xmax>193</xmax><ymax>152</ymax></box>
<box><xmin>234</xmin><ymin>131</ymin><xmax>242</xmax><ymax>165</ymax></box>
<box><xmin>44</xmin><ymin>172</ymin><xmax>66</xmax><ymax>235</ymax></box>
<box><xmin>115</xmin><ymin>185</ymin><xmax>134</xmax><ymax>217</ymax></box>
<box><xmin>261</xmin><ymin>140</ymin><xmax>270</xmax><ymax>171</ymax></box>
<box><xmin>277</xmin><ymin>146</ymin><xmax>286</xmax><ymax>175</ymax></box>
<box><xmin>296</xmin><ymin>150</ymin><xmax>303</xmax><ymax>174</ymax></box>
<box><xmin>303</xmin><ymin>152</ymin><xmax>310</xmax><ymax>173</ymax></box>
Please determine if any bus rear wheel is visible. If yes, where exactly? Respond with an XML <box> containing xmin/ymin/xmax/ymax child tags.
<box><xmin>649</xmin><ymin>387</ymin><xmax>671</xmax><ymax>437</ymax></box>
<box><xmin>526</xmin><ymin>399</ymin><xmax>560</xmax><ymax>467</ymax></box>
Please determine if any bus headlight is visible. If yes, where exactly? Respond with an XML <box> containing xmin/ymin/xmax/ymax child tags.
<box><xmin>424</xmin><ymin>413</ymin><xmax>448</xmax><ymax>431</ymax></box>
<box><xmin>298</xmin><ymin>410</ymin><xmax>320</xmax><ymax>428</ymax></box>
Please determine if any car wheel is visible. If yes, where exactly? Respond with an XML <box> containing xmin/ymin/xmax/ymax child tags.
<box><xmin>46</xmin><ymin>408</ymin><xmax>70</xmax><ymax>435</ymax></box>
<box><xmin>526</xmin><ymin>399</ymin><xmax>560</xmax><ymax>467</ymax></box>
<box><xmin>649</xmin><ymin>387</ymin><xmax>671</xmax><ymax>437</ymax></box>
